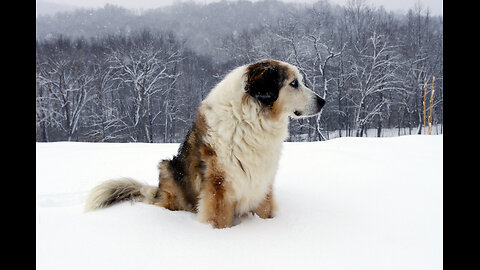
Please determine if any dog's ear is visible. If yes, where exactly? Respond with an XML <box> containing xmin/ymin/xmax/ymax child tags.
<box><xmin>245</xmin><ymin>61</ymin><xmax>284</xmax><ymax>106</ymax></box>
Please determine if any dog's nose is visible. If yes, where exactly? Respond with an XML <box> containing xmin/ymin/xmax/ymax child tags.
<box><xmin>316</xmin><ymin>96</ymin><xmax>325</xmax><ymax>109</ymax></box>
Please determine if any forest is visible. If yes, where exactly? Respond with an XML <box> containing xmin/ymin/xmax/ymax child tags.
<box><xmin>35</xmin><ymin>0</ymin><xmax>443</xmax><ymax>143</ymax></box>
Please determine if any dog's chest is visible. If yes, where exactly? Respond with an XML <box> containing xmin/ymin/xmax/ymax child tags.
<box><xmin>230</xmin><ymin>155</ymin><xmax>277</xmax><ymax>214</ymax></box>
<box><xmin>228</xmin><ymin>148</ymin><xmax>280</xmax><ymax>214</ymax></box>
<box><xmin>217</xmin><ymin>127</ymin><xmax>284</xmax><ymax>214</ymax></box>
<box><xmin>201</xmin><ymin>100</ymin><xmax>288</xmax><ymax>214</ymax></box>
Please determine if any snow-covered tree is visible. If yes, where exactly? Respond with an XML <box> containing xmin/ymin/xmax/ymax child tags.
<box><xmin>107</xmin><ymin>31</ymin><xmax>182</xmax><ymax>142</ymax></box>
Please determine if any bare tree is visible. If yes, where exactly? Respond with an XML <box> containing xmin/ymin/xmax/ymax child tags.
<box><xmin>83</xmin><ymin>52</ymin><xmax>130</xmax><ymax>142</ymax></box>
<box><xmin>347</xmin><ymin>32</ymin><xmax>404</xmax><ymax>136</ymax></box>
<box><xmin>107</xmin><ymin>32</ymin><xmax>182</xmax><ymax>142</ymax></box>
<box><xmin>36</xmin><ymin>41</ymin><xmax>96</xmax><ymax>141</ymax></box>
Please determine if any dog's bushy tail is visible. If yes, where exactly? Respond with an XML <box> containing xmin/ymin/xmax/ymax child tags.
<box><xmin>84</xmin><ymin>178</ymin><xmax>158</xmax><ymax>212</ymax></box>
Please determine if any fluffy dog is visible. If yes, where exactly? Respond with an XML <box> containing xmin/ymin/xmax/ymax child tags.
<box><xmin>84</xmin><ymin>59</ymin><xmax>325</xmax><ymax>228</ymax></box>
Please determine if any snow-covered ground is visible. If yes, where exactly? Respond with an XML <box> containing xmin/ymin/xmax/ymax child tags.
<box><xmin>36</xmin><ymin>135</ymin><xmax>443</xmax><ymax>270</ymax></box>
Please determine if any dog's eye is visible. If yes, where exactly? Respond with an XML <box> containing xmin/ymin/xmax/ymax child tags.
<box><xmin>289</xmin><ymin>79</ymin><xmax>298</xmax><ymax>88</ymax></box>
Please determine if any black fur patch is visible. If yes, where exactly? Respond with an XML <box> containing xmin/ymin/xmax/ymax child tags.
<box><xmin>245</xmin><ymin>60</ymin><xmax>288</xmax><ymax>106</ymax></box>
<box><xmin>167</xmin><ymin>131</ymin><xmax>197</xmax><ymax>206</ymax></box>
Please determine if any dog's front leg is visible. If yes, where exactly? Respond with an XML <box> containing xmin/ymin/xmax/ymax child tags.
<box><xmin>197</xmin><ymin>176</ymin><xmax>234</xmax><ymax>229</ymax></box>
<box><xmin>253</xmin><ymin>190</ymin><xmax>277</xmax><ymax>219</ymax></box>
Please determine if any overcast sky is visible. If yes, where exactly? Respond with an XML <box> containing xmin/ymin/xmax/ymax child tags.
<box><xmin>38</xmin><ymin>0</ymin><xmax>443</xmax><ymax>16</ymax></box>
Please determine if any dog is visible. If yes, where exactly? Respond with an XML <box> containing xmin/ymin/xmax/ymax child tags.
<box><xmin>84</xmin><ymin>59</ymin><xmax>325</xmax><ymax>228</ymax></box>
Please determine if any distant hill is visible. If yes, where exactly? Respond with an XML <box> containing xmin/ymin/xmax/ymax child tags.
<box><xmin>36</xmin><ymin>0</ymin><xmax>80</xmax><ymax>17</ymax></box>
<box><xmin>35</xmin><ymin>0</ymin><xmax>306</xmax><ymax>57</ymax></box>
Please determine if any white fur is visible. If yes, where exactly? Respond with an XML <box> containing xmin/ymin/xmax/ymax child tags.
<box><xmin>198</xmin><ymin>64</ymin><xmax>290</xmax><ymax>216</ymax></box>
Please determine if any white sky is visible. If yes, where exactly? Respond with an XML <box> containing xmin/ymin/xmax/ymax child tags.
<box><xmin>38</xmin><ymin>0</ymin><xmax>443</xmax><ymax>16</ymax></box>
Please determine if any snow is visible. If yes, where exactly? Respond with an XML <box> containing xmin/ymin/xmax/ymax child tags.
<box><xmin>36</xmin><ymin>135</ymin><xmax>442</xmax><ymax>270</ymax></box>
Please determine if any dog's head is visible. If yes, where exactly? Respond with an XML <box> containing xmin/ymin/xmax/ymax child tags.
<box><xmin>244</xmin><ymin>59</ymin><xmax>325</xmax><ymax>119</ymax></box>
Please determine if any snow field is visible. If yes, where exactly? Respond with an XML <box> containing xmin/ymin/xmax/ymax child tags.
<box><xmin>36</xmin><ymin>135</ymin><xmax>442</xmax><ymax>270</ymax></box>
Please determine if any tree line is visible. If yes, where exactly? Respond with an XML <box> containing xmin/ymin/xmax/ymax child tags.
<box><xmin>36</xmin><ymin>0</ymin><xmax>443</xmax><ymax>143</ymax></box>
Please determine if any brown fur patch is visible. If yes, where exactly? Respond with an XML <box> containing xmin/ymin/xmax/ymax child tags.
<box><xmin>155</xmin><ymin>160</ymin><xmax>192</xmax><ymax>211</ymax></box>
<box><xmin>253</xmin><ymin>190</ymin><xmax>276</xmax><ymax>219</ymax></box>
<box><xmin>193</xmin><ymin>110</ymin><xmax>209</xmax><ymax>138</ymax></box>
<box><xmin>197</xmin><ymin>135</ymin><xmax>235</xmax><ymax>228</ymax></box>
<box><xmin>155</xmin><ymin>108</ymin><xmax>236</xmax><ymax>228</ymax></box>
<box><xmin>270</xmin><ymin>94</ymin><xmax>287</xmax><ymax>121</ymax></box>
<box><xmin>200</xmin><ymin>171</ymin><xmax>234</xmax><ymax>228</ymax></box>
<box><xmin>270</xmin><ymin>62</ymin><xmax>297</xmax><ymax>121</ymax></box>
<box><xmin>241</xmin><ymin>93</ymin><xmax>251</xmax><ymax>106</ymax></box>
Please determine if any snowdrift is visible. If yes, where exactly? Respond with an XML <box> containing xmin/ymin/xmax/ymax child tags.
<box><xmin>36</xmin><ymin>135</ymin><xmax>442</xmax><ymax>270</ymax></box>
